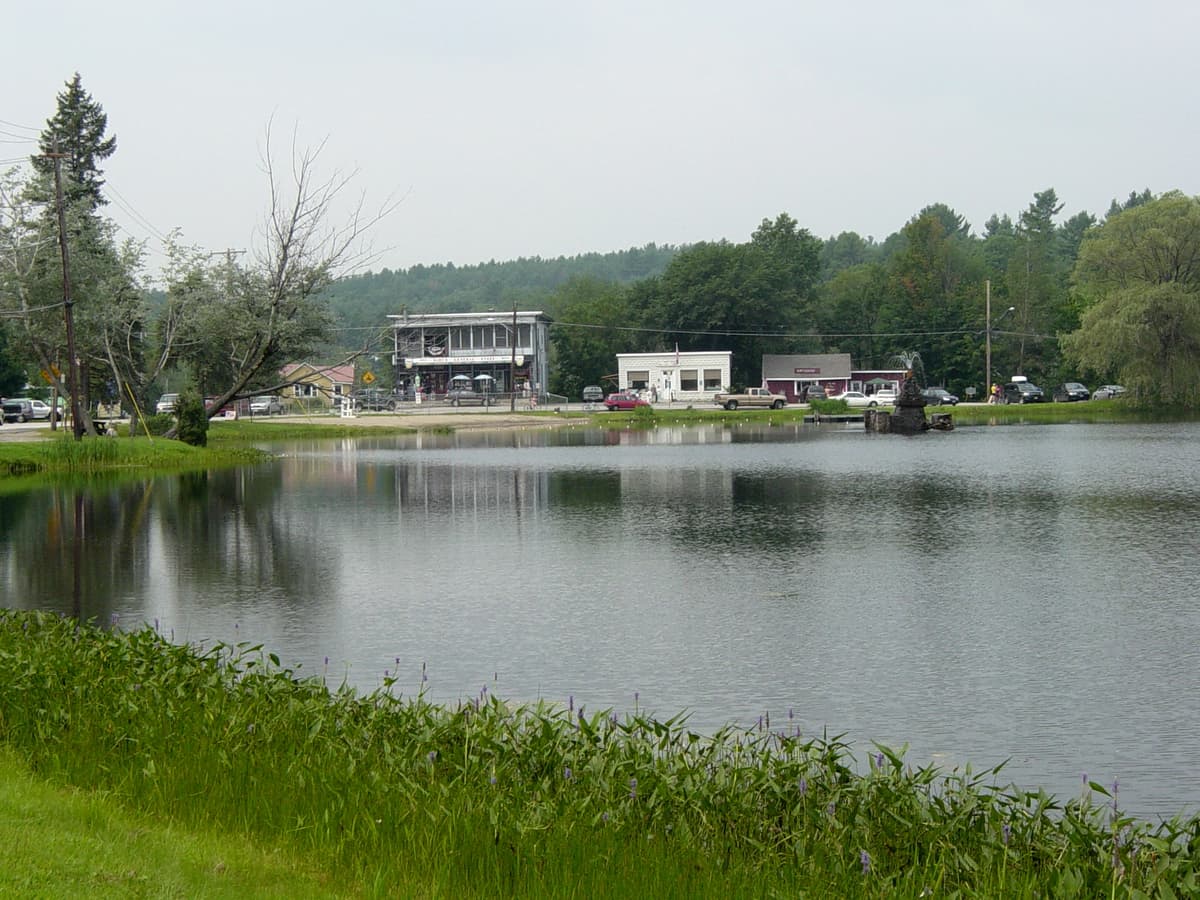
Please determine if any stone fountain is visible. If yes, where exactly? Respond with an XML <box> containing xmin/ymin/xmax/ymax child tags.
<box><xmin>864</xmin><ymin>376</ymin><xmax>953</xmax><ymax>434</ymax></box>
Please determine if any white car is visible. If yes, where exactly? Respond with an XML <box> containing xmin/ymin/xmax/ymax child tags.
<box><xmin>155</xmin><ymin>393</ymin><xmax>180</xmax><ymax>414</ymax></box>
<box><xmin>871</xmin><ymin>389</ymin><xmax>898</xmax><ymax>406</ymax></box>
<box><xmin>831</xmin><ymin>391</ymin><xmax>874</xmax><ymax>408</ymax></box>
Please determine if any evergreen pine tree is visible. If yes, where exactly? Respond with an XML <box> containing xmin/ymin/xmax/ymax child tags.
<box><xmin>31</xmin><ymin>72</ymin><xmax>117</xmax><ymax>210</ymax></box>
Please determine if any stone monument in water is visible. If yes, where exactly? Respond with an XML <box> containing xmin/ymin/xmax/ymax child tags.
<box><xmin>889</xmin><ymin>376</ymin><xmax>929</xmax><ymax>434</ymax></box>
<box><xmin>863</xmin><ymin>376</ymin><xmax>953</xmax><ymax>434</ymax></box>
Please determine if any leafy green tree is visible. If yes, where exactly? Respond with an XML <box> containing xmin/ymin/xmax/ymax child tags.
<box><xmin>0</xmin><ymin>323</ymin><xmax>26</xmax><ymax>394</ymax></box>
<box><xmin>879</xmin><ymin>206</ymin><xmax>984</xmax><ymax>388</ymax></box>
<box><xmin>1064</xmin><ymin>192</ymin><xmax>1200</xmax><ymax>404</ymax></box>
<box><xmin>814</xmin><ymin>262</ymin><xmax>889</xmax><ymax>367</ymax></box>
<box><xmin>635</xmin><ymin>214</ymin><xmax>822</xmax><ymax>388</ymax></box>
<box><xmin>1004</xmin><ymin>189</ymin><xmax>1067</xmax><ymax>378</ymax></box>
<box><xmin>819</xmin><ymin>231</ymin><xmax>881</xmax><ymax>279</ymax></box>
<box><xmin>174</xmin><ymin>391</ymin><xmax>209</xmax><ymax>447</ymax></box>
<box><xmin>546</xmin><ymin>277</ymin><xmax>631</xmax><ymax>398</ymax></box>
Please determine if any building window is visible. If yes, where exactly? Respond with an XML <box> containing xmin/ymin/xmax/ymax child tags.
<box><xmin>703</xmin><ymin>369</ymin><xmax>722</xmax><ymax>391</ymax></box>
<box><xmin>680</xmin><ymin>369</ymin><xmax>699</xmax><ymax>391</ymax></box>
<box><xmin>628</xmin><ymin>370</ymin><xmax>649</xmax><ymax>389</ymax></box>
<box><xmin>451</xmin><ymin>329</ymin><xmax>466</xmax><ymax>350</ymax></box>
<box><xmin>293</xmin><ymin>383</ymin><xmax>317</xmax><ymax>398</ymax></box>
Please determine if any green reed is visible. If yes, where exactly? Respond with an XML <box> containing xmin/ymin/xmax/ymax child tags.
<box><xmin>0</xmin><ymin>610</ymin><xmax>1196</xmax><ymax>898</ymax></box>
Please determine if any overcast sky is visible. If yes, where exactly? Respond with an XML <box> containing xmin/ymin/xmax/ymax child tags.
<box><xmin>5</xmin><ymin>0</ymin><xmax>1198</xmax><ymax>277</ymax></box>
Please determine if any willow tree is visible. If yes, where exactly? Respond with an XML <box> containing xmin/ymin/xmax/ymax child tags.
<box><xmin>1063</xmin><ymin>191</ymin><xmax>1200</xmax><ymax>404</ymax></box>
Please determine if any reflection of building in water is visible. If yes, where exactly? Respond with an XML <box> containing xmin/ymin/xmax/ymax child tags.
<box><xmin>388</xmin><ymin>310</ymin><xmax>552</xmax><ymax>398</ymax></box>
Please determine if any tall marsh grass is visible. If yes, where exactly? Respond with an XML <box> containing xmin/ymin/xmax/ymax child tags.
<box><xmin>0</xmin><ymin>610</ymin><xmax>1196</xmax><ymax>897</ymax></box>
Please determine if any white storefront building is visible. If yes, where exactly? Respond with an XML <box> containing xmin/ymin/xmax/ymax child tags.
<box><xmin>616</xmin><ymin>351</ymin><xmax>732</xmax><ymax>404</ymax></box>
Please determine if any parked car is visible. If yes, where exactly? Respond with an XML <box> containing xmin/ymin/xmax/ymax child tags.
<box><xmin>445</xmin><ymin>388</ymin><xmax>494</xmax><ymax>407</ymax></box>
<box><xmin>352</xmin><ymin>389</ymin><xmax>398</xmax><ymax>412</ymax></box>
<box><xmin>249</xmin><ymin>395</ymin><xmax>284</xmax><ymax>415</ymax></box>
<box><xmin>803</xmin><ymin>384</ymin><xmax>828</xmax><ymax>401</ymax></box>
<box><xmin>581</xmin><ymin>385</ymin><xmax>604</xmax><ymax>403</ymax></box>
<box><xmin>155</xmin><ymin>393</ymin><xmax>180</xmax><ymax>415</ymax></box>
<box><xmin>921</xmin><ymin>387</ymin><xmax>959</xmax><ymax>406</ymax></box>
<box><xmin>604</xmin><ymin>392</ymin><xmax>650</xmax><ymax>411</ymax></box>
<box><xmin>1092</xmin><ymin>384</ymin><xmax>1127</xmax><ymax>400</ymax></box>
<box><xmin>871</xmin><ymin>389</ymin><xmax>898</xmax><ymax>406</ymax></box>
<box><xmin>1001</xmin><ymin>380</ymin><xmax>1045</xmax><ymax>404</ymax></box>
<box><xmin>830</xmin><ymin>390</ymin><xmax>873</xmax><ymax>408</ymax></box>
<box><xmin>1052</xmin><ymin>382</ymin><xmax>1091</xmax><ymax>402</ymax></box>
<box><xmin>2</xmin><ymin>398</ymin><xmax>50</xmax><ymax>422</ymax></box>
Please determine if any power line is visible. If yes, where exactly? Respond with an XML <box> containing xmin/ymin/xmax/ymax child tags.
<box><xmin>104</xmin><ymin>180</ymin><xmax>173</xmax><ymax>244</ymax></box>
<box><xmin>0</xmin><ymin>117</ymin><xmax>39</xmax><ymax>132</ymax></box>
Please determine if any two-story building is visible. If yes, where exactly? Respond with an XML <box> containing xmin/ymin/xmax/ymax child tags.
<box><xmin>388</xmin><ymin>310</ymin><xmax>553</xmax><ymax>397</ymax></box>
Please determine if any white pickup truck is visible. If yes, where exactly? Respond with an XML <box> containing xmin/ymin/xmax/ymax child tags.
<box><xmin>712</xmin><ymin>387</ymin><xmax>788</xmax><ymax>410</ymax></box>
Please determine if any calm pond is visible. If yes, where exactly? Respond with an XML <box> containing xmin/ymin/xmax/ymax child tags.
<box><xmin>3</xmin><ymin>420</ymin><xmax>1199</xmax><ymax>820</ymax></box>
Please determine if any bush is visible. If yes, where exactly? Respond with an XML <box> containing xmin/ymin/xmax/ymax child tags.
<box><xmin>810</xmin><ymin>398</ymin><xmax>850</xmax><ymax>415</ymax></box>
<box><xmin>174</xmin><ymin>392</ymin><xmax>209</xmax><ymax>447</ymax></box>
<box><xmin>142</xmin><ymin>414</ymin><xmax>175</xmax><ymax>436</ymax></box>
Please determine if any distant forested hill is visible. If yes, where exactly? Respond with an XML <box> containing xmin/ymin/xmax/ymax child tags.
<box><xmin>321</xmin><ymin>244</ymin><xmax>678</xmax><ymax>349</ymax></box>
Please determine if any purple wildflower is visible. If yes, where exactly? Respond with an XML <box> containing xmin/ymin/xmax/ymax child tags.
<box><xmin>798</xmin><ymin>777</ymin><xmax>808</xmax><ymax>796</ymax></box>
<box><xmin>629</xmin><ymin>777</ymin><xmax>638</xmax><ymax>799</ymax></box>
<box><xmin>1002</xmin><ymin>822</ymin><xmax>1011</xmax><ymax>845</ymax></box>
<box><xmin>489</xmin><ymin>774</ymin><xmax>497</xmax><ymax>785</ymax></box>
<box><xmin>568</xmin><ymin>695</ymin><xmax>574</xmax><ymax>712</ymax></box>
<box><xmin>324</xmin><ymin>656</ymin><xmax>329</xmax><ymax>667</ymax></box>
<box><xmin>427</xmin><ymin>750</ymin><xmax>437</xmax><ymax>763</ymax></box>
<box><xmin>827</xmin><ymin>800</ymin><xmax>836</xmax><ymax>817</ymax></box>
<box><xmin>860</xmin><ymin>849</ymin><xmax>871</xmax><ymax>874</ymax></box>
<box><xmin>564</xmin><ymin>767</ymin><xmax>573</xmax><ymax>781</ymax></box>
<box><xmin>876</xmin><ymin>751</ymin><xmax>885</xmax><ymax>770</ymax></box>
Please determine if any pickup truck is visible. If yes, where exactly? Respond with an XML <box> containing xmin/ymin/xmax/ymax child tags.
<box><xmin>712</xmin><ymin>387</ymin><xmax>787</xmax><ymax>410</ymax></box>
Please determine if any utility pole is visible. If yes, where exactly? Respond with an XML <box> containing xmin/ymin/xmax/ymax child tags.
<box><xmin>985</xmin><ymin>279</ymin><xmax>991</xmax><ymax>398</ymax></box>
<box><xmin>49</xmin><ymin>142</ymin><xmax>84</xmax><ymax>440</ymax></box>
<box><xmin>510</xmin><ymin>301</ymin><xmax>517</xmax><ymax>412</ymax></box>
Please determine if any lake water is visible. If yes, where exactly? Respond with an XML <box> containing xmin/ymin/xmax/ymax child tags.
<box><xmin>3</xmin><ymin>420</ymin><xmax>1199</xmax><ymax>820</ymax></box>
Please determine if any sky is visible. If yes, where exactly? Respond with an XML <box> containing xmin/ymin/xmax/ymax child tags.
<box><xmin>4</xmin><ymin>0</ymin><xmax>1199</xmax><ymax>280</ymax></box>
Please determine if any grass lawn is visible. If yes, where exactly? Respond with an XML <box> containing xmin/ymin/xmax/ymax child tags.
<box><xmin>0</xmin><ymin>746</ymin><xmax>349</xmax><ymax>898</ymax></box>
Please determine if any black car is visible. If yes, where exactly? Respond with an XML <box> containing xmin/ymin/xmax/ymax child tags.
<box><xmin>804</xmin><ymin>384</ymin><xmax>827</xmax><ymax>401</ymax></box>
<box><xmin>921</xmin><ymin>387</ymin><xmax>959</xmax><ymax>406</ymax></box>
<box><xmin>352</xmin><ymin>389</ymin><xmax>398</xmax><ymax>412</ymax></box>
<box><xmin>1001</xmin><ymin>380</ymin><xmax>1045</xmax><ymax>404</ymax></box>
<box><xmin>581</xmin><ymin>385</ymin><xmax>604</xmax><ymax>403</ymax></box>
<box><xmin>1052</xmin><ymin>382</ymin><xmax>1090</xmax><ymax>402</ymax></box>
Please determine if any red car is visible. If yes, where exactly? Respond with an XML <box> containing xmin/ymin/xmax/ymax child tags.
<box><xmin>604</xmin><ymin>392</ymin><xmax>650</xmax><ymax>411</ymax></box>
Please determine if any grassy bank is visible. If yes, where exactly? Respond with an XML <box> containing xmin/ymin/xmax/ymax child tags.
<box><xmin>0</xmin><ymin>435</ymin><xmax>268</xmax><ymax>481</ymax></box>
<box><xmin>1</xmin><ymin>612</ymin><xmax>1196</xmax><ymax>898</ymax></box>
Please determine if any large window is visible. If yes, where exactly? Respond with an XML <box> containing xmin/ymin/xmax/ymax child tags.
<box><xmin>680</xmin><ymin>369</ymin><xmax>699</xmax><ymax>391</ymax></box>
<box><xmin>703</xmin><ymin>369</ymin><xmax>722</xmax><ymax>390</ymax></box>
<box><xmin>628</xmin><ymin>370</ymin><xmax>649</xmax><ymax>389</ymax></box>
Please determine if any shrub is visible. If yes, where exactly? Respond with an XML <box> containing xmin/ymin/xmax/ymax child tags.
<box><xmin>174</xmin><ymin>392</ymin><xmax>209</xmax><ymax>447</ymax></box>
<box><xmin>142</xmin><ymin>414</ymin><xmax>175</xmax><ymax>436</ymax></box>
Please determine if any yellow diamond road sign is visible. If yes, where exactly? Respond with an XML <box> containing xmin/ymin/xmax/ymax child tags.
<box><xmin>362</xmin><ymin>371</ymin><xmax>375</xmax><ymax>384</ymax></box>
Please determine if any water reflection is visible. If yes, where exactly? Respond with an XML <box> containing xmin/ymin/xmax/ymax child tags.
<box><xmin>2</xmin><ymin>421</ymin><xmax>1200</xmax><ymax>820</ymax></box>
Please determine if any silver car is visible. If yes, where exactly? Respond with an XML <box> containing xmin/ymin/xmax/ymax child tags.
<box><xmin>249</xmin><ymin>395</ymin><xmax>284</xmax><ymax>415</ymax></box>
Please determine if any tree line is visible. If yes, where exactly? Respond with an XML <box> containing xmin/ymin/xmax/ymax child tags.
<box><xmin>4</xmin><ymin>74</ymin><xmax>1199</xmax><ymax>426</ymax></box>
